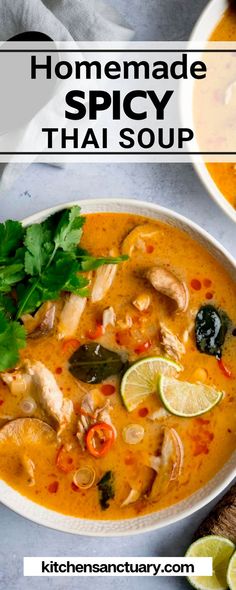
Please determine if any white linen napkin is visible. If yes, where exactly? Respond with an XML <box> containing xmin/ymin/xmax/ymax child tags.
<box><xmin>0</xmin><ymin>0</ymin><xmax>133</xmax><ymax>190</ymax></box>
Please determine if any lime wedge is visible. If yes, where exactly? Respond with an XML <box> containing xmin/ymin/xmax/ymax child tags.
<box><xmin>120</xmin><ymin>356</ymin><xmax>181</xmax><ymax>412</ymax></box>
<box><xmin>227</xmin><ymin>549</ymin><xmax>236</xmax><ymax>590</ymax></box>
<box><xmin>158</xmin><ymin>376</ymin><xmax>222</xmax><ymax>418</ymax></box>
<box><xmin>186</xmin><ymin>535</ymin><xmax>235</xmax><ymax>590</ymax></box>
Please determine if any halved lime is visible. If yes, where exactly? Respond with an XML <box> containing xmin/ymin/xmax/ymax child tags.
<box><xmin>158</xmin><ymin>376</ymin><xmax>222</xmax><ymax>418</ymax></box>
<box><xmin>186</xmin><ymin>535</ymin><xmax>235</xmax><ymax>590</ymax></box>
<box><xmin>227</xmin><ymin>549</ymin><xmax>236</xmax><ymax>590</ymax></box>
<box><xmin>120</xmin><ymin>356</ymin><xmax>181</xmax><ymax>412</ymax></box>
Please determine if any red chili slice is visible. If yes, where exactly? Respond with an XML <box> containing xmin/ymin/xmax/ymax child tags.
<box><xmin>85</xmin><ymin>422</ymin><xmax>115</xmax><ymax>458</ymax></box>
<box><xmin>217</xmin><ymin>358</ymin><xmax>232</xmax><ymax>378</ymax></box>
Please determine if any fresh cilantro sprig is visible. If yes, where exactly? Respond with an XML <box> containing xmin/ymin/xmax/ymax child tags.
<box><xmin>0</xmin><ymin>206</ymin><xmax>127</xmax><ymax>370</ymax></box>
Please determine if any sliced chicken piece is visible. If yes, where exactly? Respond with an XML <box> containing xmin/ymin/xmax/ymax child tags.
<box><xmin>146</xmin><ymin>267</ymin><xmax>189</xmax><ymax>312</ymax></box>
<box><xmin>58</xmin><ymin>294</ymin><xmax>87</xmax><ymax>340</ymax></box>
<box><xmin>160</xmin><ymin>323</ymin><xmax>185</xmax><ymax>362</ymax></box>
<box><xmin>21</xmin><ymin>302</ymin><xmax>56</xmax><ymax>338</ymax></box>
<box><xmin>149</xmin><ymin>428</ymin><xmax>184</xmax><ymax>500</ymax></box>
<box><xmin>91</xmin><ymin>265</ymin><xmax>117</xmax><ymax>303</ymax></box>
<box><xmin>25</xmin><ymin>361</ymin><xmax>73</xmax><ymax>435</ymax></box>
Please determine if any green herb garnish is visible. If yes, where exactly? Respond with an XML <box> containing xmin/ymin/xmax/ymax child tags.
<box><xmin>69</xmin><ymin>343</ymin><xmax>125</xmax><ymax>384</ymax></box>
<box><xmin>97</xmin><ymin>471</ymin><xmax>115</xmax><ymax>510</ymax></box>
<box><xmin>0</xmin><ymin>207</ymin><xmax>127</xmax><ymax>371</ymax></box>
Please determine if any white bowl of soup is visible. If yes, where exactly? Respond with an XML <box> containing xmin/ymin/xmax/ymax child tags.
<box><xmin>0</xmin><ymin>198</ymin><xmax>235</xmax><ymax>536</ymax></box>
<box><xmin>190</xmin><ymin>0</ymin><xmax>236</xmax><ymax>223</ymax></box>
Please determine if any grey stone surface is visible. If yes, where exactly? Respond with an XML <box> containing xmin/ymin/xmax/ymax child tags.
<box><xmin>0</xmin><ymin>2</ymin><xmax>235</xmax><ymax>590</ymax></box>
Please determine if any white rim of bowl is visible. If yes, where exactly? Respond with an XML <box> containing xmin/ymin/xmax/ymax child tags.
<box><xmin>0</xmin><ymin>197</ymin><xmax>235</xmax><ymax>536</ymax></box>
<box><xmin>189</xmin><ymin>0</ymin><xmax>236</xmax><ymax>223</ymax></box>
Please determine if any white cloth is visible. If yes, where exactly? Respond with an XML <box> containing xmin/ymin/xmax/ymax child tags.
<box><xmin>0</xmin><ymin>0</ymin><xmax>133</xmax><ymax>190</ymax></box>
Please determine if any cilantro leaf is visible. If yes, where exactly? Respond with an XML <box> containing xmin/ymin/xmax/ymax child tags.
<box><xmin>53</xmin><ymin>207</ymin><xmax>85</xmax><ymax>253</ymax></box>
<box><xmin>24</xmin><ymin>224</ymin><xmax>53</xmax><ymax>276</ymax></box>
<box><xmin>0</xmin><ymin>263</ymin><xmax>25</xmax><ymax>293</ymax></box>
<box><xmin>0</xmin><ymin>311</ymin><xmax>26</xmax><ymax>371</ymax></box>
<box><xmin>0</xmin><ymin>220</ymin><xmax>24</xmax><ymax>262</ymax></box>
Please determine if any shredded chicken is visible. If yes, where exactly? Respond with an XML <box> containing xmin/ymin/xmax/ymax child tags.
<box><xmin>148</xmin><ymin>408</ymin><xmax>170</xmax><ymax>421</ymax></box>
<box><xmin>146</xmin><ymin>267</ymin><xmax>189</xmax><ymax>312</ymax></box>
<box><xmin>58</xmin><ymin>294</ymin><xmax>87</xmax><ymax>339</ymax></box>
<box><xmin>149</xmin><ymin>428</ymin><xmax>184</xmax><ymax>499</ymax></box>
<box><xmin>102</xmin><ymin>306</ymin><xmax>116</xmax><ymax>329</ymax></box>
<box><xmin>77</xmin><ymin>390</ymin><xmax>116</xmax><ymax>450</ymax></box>
<box><xmin>160</xmin><ymin>323</ymin><xmax>185</xmax><ymax>361</ymax></box>
<box><xmin>91</xmin><ymin>264</ymin><xmax>117</xmax><ymax>303</ymax></box>
<box><xmin>121</xmin><ymin>224</ymin><xmax>159</xmax><ymax>256</ymax></box>
<box><xmin>24</xmin><ymin>361</ymin><xmax>73</xmax><ymax>436</ymax></box>
<box><xmin>132</xmin><ymin>292</ymin><xmax>151</xmax><ymax>312</ymax></box>
<box><xmin>21</xmin><ymin>302</ymin><xmax>56</xmax><ymax>338</ymax></box>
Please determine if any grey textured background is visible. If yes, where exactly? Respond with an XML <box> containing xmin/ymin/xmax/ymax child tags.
<box><xmin>0</xmin><ymin>1</ymin><xmax>235</xmax><ymax>590</ymax></box>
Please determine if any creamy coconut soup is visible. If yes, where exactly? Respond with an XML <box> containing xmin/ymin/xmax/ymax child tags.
<box><xmin>0</xmin><ymin>208</ymin><xmax>235</xmax><ymax>520</ymax></box>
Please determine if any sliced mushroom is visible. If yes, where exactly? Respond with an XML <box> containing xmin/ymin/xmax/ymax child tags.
<box><xmin>21</xmin><ymin>455</ymin><xmax>35</xmax><ymax>486</ymax></box>
<box><xmin>121</xmin><ymin>224</ymin><xmax>159</xmax><ymax>256</ymax></box>
<box><xmin>21</xmin><ymin>302</ymin><xmax>56</xmax><ymax>338</ymax></box>
<box><xmin>149</xmin><ymin>428</ymin><xmax>184</xmax><ymax>499</ymax></box>
<box><xmin>160</xmin><ymin>323</ymin><xmax>185</xmax><ymax>362</ymax></box>
<box><xmin>146</xmin><ymin>267</ymin><xmax>189</xmax><ymax>312</ymax></box>
<box><xmin>58</xmin><ymin>294</ymin><xmax>87</xmax><ymax>340</ymax></box>
<box><xmin>0</xmin><ymin>418</ymin><xmax>56</xmax><ymax>447</ymax></box>
<box><xmin>91</xmin><ymin>264</ymin><xmax>117</xmax><ymax>303</ymax></box>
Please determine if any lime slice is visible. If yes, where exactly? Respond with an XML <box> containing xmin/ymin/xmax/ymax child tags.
<box><xmin>158</xmin><ymin>376</ymin><xmax>222</xmax><ymax>418</ymax></box>
<box><xmin>120</xmin><ymin>356</ymin><xmax>181</xmax><ymax>412</ymax></box>
<box><xmin>186</xmin><ymin>535</ymin><xmax>235</xmax><ymax>590</ymax></box>
<box><xmin>227</xmin><ymin>549</ymin><xmax>236</xmax><ymax>590</ymax></box>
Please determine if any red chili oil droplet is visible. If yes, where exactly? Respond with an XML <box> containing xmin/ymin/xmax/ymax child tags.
<box><xmin>203</xmin><ymin>278</ymin><xmax>212</xmax><ymax>288</ymax></box>
<box><xmin>48</xmin><ymin>481</ymin><xmax>59</xmax><ymax>494</ymax></box>
<box><xmin>205</xmin><ymin>292</ymin><xmax>213</xmax><ymax>300</ymax></box>
<box><xmin>146</xmin><ymin>244</ymin><xmax>154</xmax><ymax>254</ymax></box>
<box><xmin>191</xmin><ymin>279</ymin><xmax>202</xmax><ymax>291</ymax></box>
<box><xmin>138</xmin><ymin>407</ymin><xmax>149</xmax><ymax>418</ymax></box>
<box><xmin>101</xmin><ymin>384</ymin><xmax>116</xmax><ymax>396</ymax></box>
<box><xmin>55</xmin><ymin>367</ymin><xmax>62</xmax><ymax>375</ymax></box>
<box><xmin>0</xmin><ymin>400</ymin><xmax>4</xmax><ymax>406</ymax></box>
